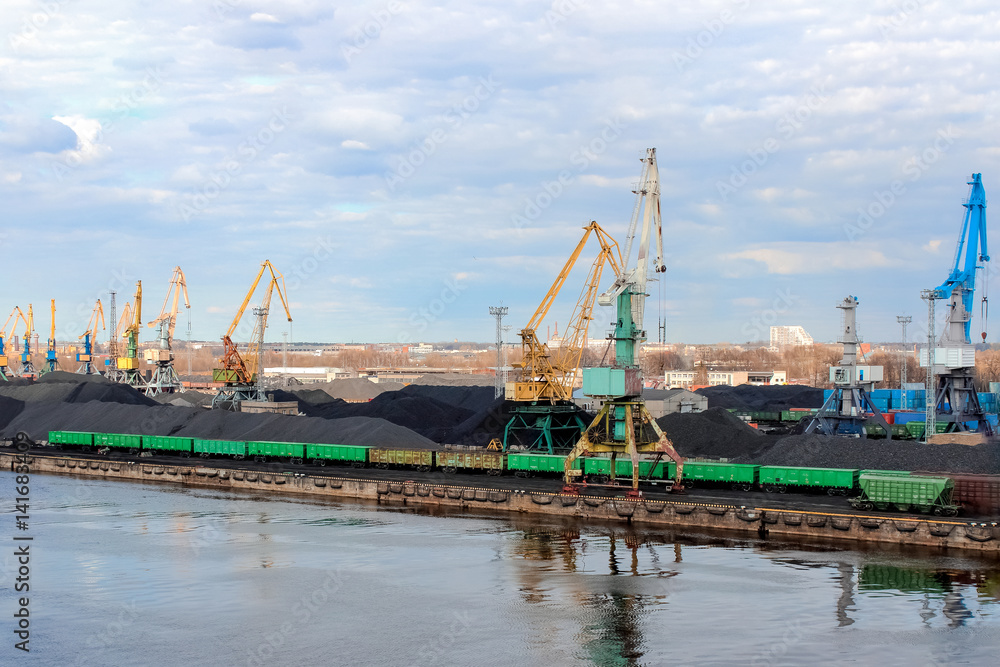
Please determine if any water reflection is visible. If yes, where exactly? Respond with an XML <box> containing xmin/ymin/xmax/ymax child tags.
<box><xmin>504</xmin><ymin>522</ymin><xmax>1000</xmax><ymax>665</ymax></box>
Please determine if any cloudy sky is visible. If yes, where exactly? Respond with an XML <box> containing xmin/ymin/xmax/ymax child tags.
<box><xmin>2</xmin><ymin>1</ymin><xmax>999</xmax><ymax>347</ymax></box>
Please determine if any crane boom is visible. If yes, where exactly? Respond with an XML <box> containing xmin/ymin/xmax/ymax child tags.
<box><xmin>512</xmin><ymin>221</ymin><xmax>622</xmax><ymax>402</ymax></box>
<box><xmin>76</xmin><ymin>300</ymin><xmax>105</xmax><ymax>375</ymax></box>
<box><xmin>147</xmin><ymin>266</ymin><xmax>190</xmax><ymax>349</ymax></box>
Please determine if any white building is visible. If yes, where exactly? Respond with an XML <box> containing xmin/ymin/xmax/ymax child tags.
<box><xmin>769</xmin><ymin>325</ymin><xmax>814</xmax><ymax>348</ymax></box>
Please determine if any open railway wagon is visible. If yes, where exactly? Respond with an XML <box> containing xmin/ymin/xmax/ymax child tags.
<box><xmin>849</xmin><ymin>473</ymin><xmax>959</xmax><ymax>516</ymax></box>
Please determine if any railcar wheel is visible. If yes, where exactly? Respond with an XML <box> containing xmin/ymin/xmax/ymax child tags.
<box><xmin>764</xmin><ymin>484</ymin><xmax>775</xmax><ymax>493</ymax></box>
<box><xmin>777</xmin><ymin>485</ymin><xmax>787</xmax><ymax>494</ymax></box>
<box><xmin>933</xmin><ymin>507</ymin><xmax>943</xmax><ymax>516</ymax></box>
<box><xmin>417</xmin><ymin>465</ymin><xmax>431</xmax><ymax>472</ymax></box>
<box><xmin>487</xmin><ymin>469</ymin><xmax>502</xmax><ymax>476</ymax></box>
<box><xmin>317</xmin><ymin>459</ymin><xmax>326</xmax><ymax>466</ymax></box>
<box><xmin>943</xmin><ymin>508</ymin><xmax>958</xmax><ymax>517</ymax></box>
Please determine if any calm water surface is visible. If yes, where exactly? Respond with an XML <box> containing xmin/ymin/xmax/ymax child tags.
<box><xmin>2</xmin><ymin>471</ymin><xmax>998</xmax><ymax>666</ymax></box>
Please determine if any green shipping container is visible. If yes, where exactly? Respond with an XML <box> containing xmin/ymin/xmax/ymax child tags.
<box><xmin>369</xmin><ymin>448</ymin><xmax>433</xmax><ymax>468</ymax></box>
<box><xmin>683</xmin><ymin>462</ymin><xmax>757</xmax><ymax>484</ymax></box>
<box><xmin>506</xmin><ymin>453</ymin><xmax>579</xmax><ymax>474</ymax></box>
<box><xmin>144</xmin><ymin>435</ymin><xmax>194</xmax><ymax>452</ymax></box>
<box><xmin>248</xmin><ymin>441</ymin><xmax>305</xmax><ymax>459</ymax></box>
<box><xmin>194</xmin><ymin>439</ymin><xmax>247</xmax><ymax>457</ymax></box>
<box><xmin>48</xmin><ymin>431</ymin><xmax>94</xmax><ymax>446</ymax></box>
<box><xmin>306</xmin><ymin>443</ymin><xmax>369</xmax><ymax>463</ymax></box>
<box><xmin>758</xmin><ymin>466</ymin><xmax>858</xmax><ymax>490</ymax></box>
<box><xmin>94</xmin><ymin>433</ymin><xmax>142</xmax><ymax>450</ymax></box>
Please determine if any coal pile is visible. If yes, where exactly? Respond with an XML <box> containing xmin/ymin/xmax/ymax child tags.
<box><xmin>695</xmin><ymin>384</ymin><xmax>824</xmax><ymax>411</ymax></box>
<box><xmin>308</xmin><ymin>378</ymin><xmax>404</xmax><ymax>402</ymax></box>
<box><xmin>750</xmin><ymin>434</ymin><xmax>1000</xmax><ymax>475</ymax></box>
<box><xmin>0</xmin><ymin>377</ymin><xmax>156</xmax><ymax>407</ymax></box>
<box><xmin>656</xmin><ymin>408</ymin><xmax>775</xmax><ymax>459</ymax></box>
<box><xmin>410</xmin><ymin>373</ymin><xmax>492</xmax><ymax>387</ymax></box>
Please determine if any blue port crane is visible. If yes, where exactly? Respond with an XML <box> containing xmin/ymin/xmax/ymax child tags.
<box><xmin>19</xmin><ymin>304</ymin><xmax>36</xmax><ymax>378</ymax></box>
<box><xmin>76</xmin><ymin>300</ymin><xmax>105</xmax><ymax>375</ymax></box>
<box><xmin>920</xmin><ymin>173</ymin><xmax>992</xmax><ymax>436</ymax></box>
<box><xmin>40</xmin><ymin>299</ymin><xmax>60</xmax><ymax>375</ymax></box>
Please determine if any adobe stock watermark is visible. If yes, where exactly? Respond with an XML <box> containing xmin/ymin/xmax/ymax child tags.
<box><xmin>717</xmin><ymin>83</ymin><xmax>829</xmax><ymax>202</ymax></box>
<box><xmin>51</xmin><ymin>66</ymin><xmax>168</xmax><ymax>182</ymax></box>
<box><xmin>510</xmin><ymin>117</ymin><xmax>626</xmax><ymax>232</ymax></box>
<box><xmin>285</xmin><ymin>236</ymin><xmax>338</xmax><ymax>291</ymax></box>
<box><xmin>741</xmin><ymin>288</ymin><xmax>795</xmax><ymax>341</ymax></box>
<box><xmin>877</xmin><ymin>0</ymin><xmax>928</xmax><ymax>39</ymax></box>
<box><xmin>7</xmin><ymin>0</ymin><xmax>73</xmax><ymax>53</ymax></box>
<box><xmin>396</xmin><ymin>276</ymin><xmax>466</xmax><ymax>343</ymax></box>
<box><xmin>673</xmin><ymin>0</ymin><xmax>751</xmax><ymax>72</ymax></box>
<box><xmin>544</xmin><ymin>0</ymin><xmax>586</xmax><ymax>28</ymax></box>
<box><xmin>410</xmin><ymin>610</ymin><xmax>475</xmax><ymax>666</ymax></box>
<box><xmin>176</xmin><ymin>107</ymin><xmax>291</xmax><ymax>221</ymax></box>
<box><xmin>340</xmin><ymin>1</ymin><xmax>403</xmax><ymax>63</ymax></box>
<box><xmin>843</xmin><ymin>125</ymin><xmax>956</xmax><ymax>242</ymax></box>
<box><xmin>383</xmin><ymin>76</ymin><xmax>499</xmax><ymax>192</ymax></box>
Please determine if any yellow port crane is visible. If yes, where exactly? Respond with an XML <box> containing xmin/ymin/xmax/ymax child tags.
<box><xmin>76</xmin><ymin>300</ymin><xmax>105</xmax><ymax>375</ymax></box>
<box><xmin>212</xmin><ymin>260</ymin><xmax>292</xmax><ymax>410</ymax></box>
<box><xmin>19</xmin><ymin>304</ymin><xmax>37</xmax><ymax>377</ymax></box>
<box><xmin>40</xmin><ymin>299</ymin><xmax>60</xmax><ymax>376</ymax></box>
<box><xmin>145</xmin><ymin>267</ymin><xmax>191</xmax><ymax>396</ymax></box>
<box><xmin>1</xmin><ymin>306</ymin><xmax>30</xmax><ymax>381</ymax></box>
<box><xmin>116</xmin><ymin>281</ymin><xmax>144</xmax><ymax>387</ymax></box>
<box><xmin>503</xmin><ymin>221</ymin><xmax>623</xmax><ymax>453</ymax></box>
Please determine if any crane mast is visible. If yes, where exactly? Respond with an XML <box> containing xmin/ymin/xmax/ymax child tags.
<box><xmin>76</xmin><ymin>300</ymin><xmax>105</xmax><ymax>375</ymax></box>
<box><xmin>919</xmin><ymin>173</ymin><xmax>992</xmax><ymax>437</ymax></box>
<box><xmin>145</xmin><ymin>267</ymin><xmax>191</xmax><ymax>395</ymax></box>
<box><xmin>503</xmin><ymin>222</ymin><xmax>623</xmax><ymax>453</ymax></box>
<box><xmin>212</xmin><ymin>260</ymin><xmax>292</xmax><ymax>411</ymax></box>
<box><xmin>564</xmin><ymin>148</ymin><xmax>684</xmax><ymax>494</ymax></box>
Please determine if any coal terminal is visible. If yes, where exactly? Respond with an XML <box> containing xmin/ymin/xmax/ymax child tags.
<box><xmin>2</xmin><ymin>373</ymin><xmax>998</xmax><ymax>476</ymax></box>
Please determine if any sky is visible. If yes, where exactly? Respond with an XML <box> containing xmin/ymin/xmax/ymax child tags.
<box><xmin>2</xmin><ymin>1</ymin><xmax>1000</xmax><ymax>348</ymax></box>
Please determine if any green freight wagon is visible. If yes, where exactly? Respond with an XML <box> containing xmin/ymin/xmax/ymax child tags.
<box><xmin>194</xmin><ymin>439</ymin><xmax>247</xmax><ymax>459</ymax></box>
<box><xmin>850</xmin><ymin>473</ymin><xmax>959</xmax><ymax>515</ymax></box>
<box><xmin>369</xmin><ymin>448</ymin><xmax>433</xmax><ymax>470</ymax></box>
<box><xmin>248</xmin><ymin>441</ymin><xmax>305</xmax><ymax>462</ymax></box>
<box><xmin>506</xmin><ymin>453</ymin><xmax>580</xmax><ymax>476</ymax></box>
<box><xmin>143</xmin><ymin>435</ymin><xmax>194</xmax><ymax>455</ymax></box>
<box><xmin>582</xmin><ymin>456</ymin><xmax>676</xmax><ymax>481</ymax></box>
<box><xmin>305</xmin><ymin>444</ymin><xmax>369</xmax><ymax>467</ymax></box>
<box><xmin>905</xmin><ymin>422</ymin><xmax>926</xmax><ymax>439</ymax></box>
<box><xmin>48</xmin><ymin>430</ymin><xmax>95</xmax><ymax>447</ymax></box>
<box><xmin>436</xmin><ymin>451</ymin><xmax>505</xmax><ymax>475</ymax></box>
<box><xmin>94</xmin><ymin>432</ymin><xmax>142</xmax><ymax>452</ymax></box>
<box><xmin>683</xmin><ymin>462</ymin><xmax>757</xmax><ymax>489</ymax></box>
<box><xmin>758</xmin><ymin>466</ymin><xmax>858</xmax><ymax>494</ymax></box>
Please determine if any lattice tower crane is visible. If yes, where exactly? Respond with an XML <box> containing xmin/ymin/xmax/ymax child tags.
<box><xmin>502</xmin><ymin>222</ymin><xmax>623</xmax><ymax>453</ymax></box>
<box><xmin>565</xmin><ymin>148</ymin><xmax>684</xmax><ymax>494</ymax></box>
<box><xmin>76</xmin><ymin>300</ymin><xmax>105</xmax><ymax>375</ymax></box>
<box><xmin>144</xmin><ymin>267</ymin><xmax>190</xmax><ymax>396</ymax></box>
<box><xmin>211</xmin><ymin>260</ymin><xmax>291</xmax><ymax>410</ymax></box>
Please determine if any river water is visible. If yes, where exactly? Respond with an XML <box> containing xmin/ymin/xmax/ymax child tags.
<box><xmin>2</xmin><ymin>471</ymin><xmax>998</xmax><ymax>666</ymax></box>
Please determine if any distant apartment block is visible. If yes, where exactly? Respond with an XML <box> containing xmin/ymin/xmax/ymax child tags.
<box><xmin>769</xmin><ymin>325</ymin><xmax>814</xmax><ymax>348</ymax></box>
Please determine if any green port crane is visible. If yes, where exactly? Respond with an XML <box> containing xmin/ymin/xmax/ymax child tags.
<box><xmin>564</xmin><ymin>148</ymin><xmax>684</xmax><ymax>495</ymax></box>
<box><xmin>116</xmin><ymin>282</ymin><xmax>144</xmax><ymax>388</ymax></box>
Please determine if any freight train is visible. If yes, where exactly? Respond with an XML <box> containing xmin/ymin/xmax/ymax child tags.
<box><xmin>39</xmin><ymin>430</ymin><xmax>981</xmax><ymax>516</ymax></box>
